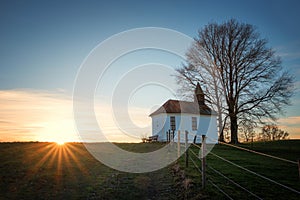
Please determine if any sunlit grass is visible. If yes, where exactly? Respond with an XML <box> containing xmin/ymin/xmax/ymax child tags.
<box><xmin>19</xmin><ymin>142</ymin><xmax>92</xmax><ymax>189</ymax></box>
<box><xmin>0</xmin><ymin>142</ymin><xmax>100</xmax><ymax>199</ymax></box>
<box><xmin>0</xmin><ymin>142</ymin><xmax>176</xmax><ymax>199</ymax></box>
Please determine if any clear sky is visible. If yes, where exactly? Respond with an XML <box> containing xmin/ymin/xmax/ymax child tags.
<box><xmin>1</xmin><ymin>0</ymin><xmax>300</xmax><ymax>142</ymax></box>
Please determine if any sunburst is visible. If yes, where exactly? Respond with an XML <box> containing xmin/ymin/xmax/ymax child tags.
<box><xmin>23</xmin><ymin>142</ymin><xmax>90</xmax><ymax>189</ymax></box>
<box><xmin>56</xmin><ymin>141</ymin><xmax>65</xmax><ymax>145</ymax></box>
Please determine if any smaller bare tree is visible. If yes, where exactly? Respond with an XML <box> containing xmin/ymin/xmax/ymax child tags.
<box><xmin>261</xmin><ymin>124</ymin><xmax>289</xmax><ymax>141</ymax></box>
<box><xmin>239</xmin><ymin>120</ymin><xmax>256</xmax><ymax>142</ymax></box>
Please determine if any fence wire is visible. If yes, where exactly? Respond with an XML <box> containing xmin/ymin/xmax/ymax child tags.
<box><xmin>209</xmin><ymin>151</ymin><xmax>300</xmax><ymax>195</ymax></box>
<box><xmin>190</xmin><ymin>146</ymin><xmax>263</xmax><ymax>199</ymax></box>
<box><xmin>181</xmin><ymin>135</ymin><xmax>300</xmax><ymax>198</ymax></box>
<box><xmin>191</xmin><ymin>142</ymin><xmax>202</xmax><ymax>149</ymax></box>
<box><xmin>207</xmin><ymin>178</ymin><xmax>234</xmax><ymax>200</ymax></box>
<box><xmin>189</xmin><ymin>149</ymin><xmax>233</xmax><ymax>199</ymax></box>
<box><xmin>207</xmin><ymin>165</ymin><xmax>263</xmax><ymax>200</ymax></box>
<box><xmin>189</xmin><ymin>149</ymin><xmax>200</xmax><ymax>160</ymax></box>
<box><xmin>218</xmin><ymin>141</ymin><xmax>298</xmax><ymax>165</ymax></box>
<box><xmin>189</xmin><ymin>153</ymin><xmax>202</xmax><ymax>173</ymax></box>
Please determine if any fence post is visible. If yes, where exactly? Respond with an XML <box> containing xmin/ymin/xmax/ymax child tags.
<box><xmin>166</xmin><ymin>130</ymin><xmax>169</xmax><ymax>142</ymax></box>
<box><xmin>298</xmin><ymin>159</ymin><xmax>300</xmax><ymax>180</ymax></box>
<box><xmin>201</xmin><ymin>135</ymin><xmax>206</xmax><ymax>189</ymax></box>
<box><xmin>173</xmin><ymin>130</ymin><xmax>175</xmax><ymax>142</ymax></box>
<box><xmin>177</xmin><ymin>130</ymin><xmax>181</xmax><ymax>158</ymax></box>
<box><xmin>185</xmin><ymin>131</ymin><xmax>189</xmax><ymax>168</ymax></box>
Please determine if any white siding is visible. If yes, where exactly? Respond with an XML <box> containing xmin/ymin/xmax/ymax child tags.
<box><xmin>151</xmin><ymin>113</ymin><xmax>167</xmax><ymax>141</ymax></box>
<box><xmin>151</xmin><ymin>113</ymin><xmax>218</xmax><ymax>143</ymax></box>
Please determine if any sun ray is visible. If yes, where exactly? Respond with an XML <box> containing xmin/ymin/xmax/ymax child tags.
<box><xmin>55</xmin><ymin>145</ymin><xmax>63</xmax><ymax>186</ymax></box>
<box><xmin>22</xmin><ymin>142</ymin><xmax>91</xmax><ymax>193</ymax></box>
<box><xmin>64</xmin><ymin>144</ymin><xmax>90</xmax><ymax>176</ymax></box>
<box><xmin>28</xmin><ymin>143</ymin><xmax>57</xmax><ymax>171</ymax></box>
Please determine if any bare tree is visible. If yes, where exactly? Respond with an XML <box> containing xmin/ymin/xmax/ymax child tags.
<box><xmin>176</xmin><ymin>61</ymin><xmax>227</xmax><ymax>142</ymax></box>
<box><xmin>239</xmin><ymin>120</ymin><xmax>256</xmax><ymax>142</ymax></box>
<box><xmin>261</xmin><ymin>124</ymin><xmax>289</xmax><ymax>141</ymax></box>
<box><xmin>176</xmin><ymin>19</ymin><xmax>294</xmax><ymax>144</ymax></box>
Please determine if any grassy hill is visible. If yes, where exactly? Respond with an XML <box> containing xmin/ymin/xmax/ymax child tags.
<box><xmin>0</xmin><ymin>140</ymin><xmax>299</xmax><ymax>199</ymax></box>
<box><xmin>182</xmin><ymin>140</ymin><xmax>300</xmax><ymax>199</ymax></box>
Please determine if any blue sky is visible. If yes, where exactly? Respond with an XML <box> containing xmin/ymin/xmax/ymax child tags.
<box><xmin>1</xmin><ymin>0</ymin><xmax>300</xmax><ymax>91</ymax></box>
<box><xmin>1</xmin><ymin>0</ymin><xmax>300</xmax><ymax>141</ymax></box>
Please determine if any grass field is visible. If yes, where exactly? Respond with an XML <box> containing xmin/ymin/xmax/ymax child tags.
<box><xmin>180</xmin><ymin>140</ymin><xmax>300</xmax><ymax>199</ymax></box>
<box><xmin>0</xmin><ymin>140</ymin><xmax>299</xmax><ymax>199</ymax></box>
<box><xmin>0</xmin><ymin>142</ymin><xmax>178</xmax><ymax>200</ymax></box>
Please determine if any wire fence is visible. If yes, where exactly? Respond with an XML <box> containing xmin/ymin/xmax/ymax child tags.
<box><xmin>207</xmin><ymin>164</ymin><xmax>263</xmax><ymax>199</ymax></box>
<box><xmin>189</xmin><ymin>148</ymin><xmax>235</xmax><ymax>199</ymax></box>
<box><xmin>218</xmin><ymin>140</ymin><xmax>298</xmax><ymax>164</ymax></box>
<box><xmin>175</xmin><ymin>132</ymin><xmax>300</xmax><ymax>199</ymax></box>
<box><xmin>209</xmin><ymin>151</ymin><xmax>300</xmax><ymax>195</ymax></box>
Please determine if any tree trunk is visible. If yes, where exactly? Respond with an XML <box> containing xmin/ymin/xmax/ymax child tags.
<box><xmin>230</xmin><ymin>114</ymin><xmax>238</xmax><ymax>144</ymax></box>
<box><xmin>218</xmin><ymin>115</ymin><xmax>224</xmax><ymax>142</ymax></box>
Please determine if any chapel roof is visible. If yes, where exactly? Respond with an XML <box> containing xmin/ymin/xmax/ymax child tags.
<box><xmin>149</xmin><ymin>99</ymin><xmax>217</xmax><ymax>116</ymax></box>
<box><xmin>149</xmin><ymin>82</ymin><xmax>217</xmax><ymax>116</ymax></box>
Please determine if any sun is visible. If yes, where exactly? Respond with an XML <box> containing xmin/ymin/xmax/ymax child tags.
<box><xmin>56</xmin><ymin>140</ymin><xmax>65</xmax><ymax>145</ymax></box>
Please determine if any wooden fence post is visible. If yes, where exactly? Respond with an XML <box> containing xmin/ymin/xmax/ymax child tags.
<box><xmin>185</xmin><ymin>131</ymin><xmax>189</xmax><ymax>168</ymax></box>
<box><xmin>201</xmin><ymin>135</ymin><xmax>206</xmax><ymax>189</ymax></box>
<box><xmin>172</xmin><ymin>130</ymin><xmax>175</xmax><ymax>142</ymax></box>
<box><xmin>177</xmin><ymin>130</ymin><xmax>181</xmax><ymax>158</ymax></box>
<box><xmin>298</xmin><ymin>159</ymin><xmax>300</xmax><ymax>180</ymax></box>
<box><xmin>166</xmin><ymin>130</ymin><xmax>169</xmax><ymax>142</ymax></box>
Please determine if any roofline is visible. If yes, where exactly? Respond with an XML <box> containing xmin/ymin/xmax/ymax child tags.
<box><xmin>148</xmin><ymin>98</ymin><xmax>218</xmax><ymax>117</ymax></box>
